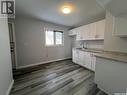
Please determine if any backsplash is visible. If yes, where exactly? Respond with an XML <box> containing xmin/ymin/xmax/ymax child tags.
<box><xmin>86</xmin><ymin>40</ymin><xmax>104</xmax><ymax>49</ymax></box>
<box><xmin>71</xmin><ymin>37</ymin><xmax>104</xmax><ymax>49</ymax></box>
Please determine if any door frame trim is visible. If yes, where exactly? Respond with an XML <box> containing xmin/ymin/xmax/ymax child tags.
<box><xmin>8</xmin><ymin>22</ymin><xmax>18</xmax><ymax>69</ymax></box>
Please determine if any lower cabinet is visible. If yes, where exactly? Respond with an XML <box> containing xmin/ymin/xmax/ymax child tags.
<box><xmin>72</xmin><ymin>49</ymin><xmax>79</xmax><ymax>64</ymax></box>
<box><xmin>95</xmin><ymin>57</ymin><xmax>127</xmax><ymax>94</ymax></box>
<box><xmin>91</xmin><ymin>54</ymin><xmax>96</xmax><ymax>71</ymax></box>
<box><xmin>72</xmin><ymin>48</ymin><xmax>96</xmax><ymax>71</ymax></box>
<box><xmin>78</xmin><ymin>50</ymin><xmax>85</xmax><ymax>65</ymax></box>
<box><xmin>83</xmin><ymin>52</ymin><xmax>92</xmax><ymax>70</ymax></box>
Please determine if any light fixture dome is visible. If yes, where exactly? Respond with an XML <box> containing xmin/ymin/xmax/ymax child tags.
<box><xmin>62</xmin><ymin>7</ymin><xmax>71</xmax><ymax>14</ymax></box>
<box><xmin>60</xmin><ymin>3</ymin><xmax>74</xmax><ymax>15</ymax></box>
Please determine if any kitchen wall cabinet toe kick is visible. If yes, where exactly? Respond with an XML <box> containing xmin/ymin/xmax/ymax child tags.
<box><xmin>72</xmin><ymin>48</ymin><xmax>96</xmax><ymax>71</ymax></box>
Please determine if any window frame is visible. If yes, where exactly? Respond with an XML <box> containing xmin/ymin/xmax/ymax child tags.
<box><xmin>45</xmin><ymin>29</ymin><xmax>64</xmax><ymax>47</ymax></box>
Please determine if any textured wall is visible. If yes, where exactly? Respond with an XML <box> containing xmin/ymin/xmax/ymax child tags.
<box><xmin>0</xmin><ymin>18</ymin><xmax>13</xmax><ymax>95</ymax></box>
<box><xmin>15</xmin><ymin>17</ymin><xmax>72</xmax><ymax>68</ymax></box>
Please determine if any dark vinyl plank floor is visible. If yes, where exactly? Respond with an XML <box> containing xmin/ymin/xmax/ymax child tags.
<box><xmin>10</xmin><ymin>59</ymin><xmax>107</xmax><ymax>95</ymax></box>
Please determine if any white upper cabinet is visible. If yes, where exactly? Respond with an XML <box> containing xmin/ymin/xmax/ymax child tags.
<box><xmin>76</xmin><ymin>26</ymin><xmax>84</xmax><ymax>40</ymax></box>
<box><xmin>76</xmin><ymin>25</ymin><xmax>88</xmax><ymax>40</ymax></box>
<box><xmin>89</xmin><ymin>22</ymin><xmax>96</xmax><ymax>40</ymax></box>
<box><xmin>113</xmin><ymin>15</ymin><xmax>127</xmax><ymax>37</ymax></box>
<box><xmin>68</xmin><ymin>29</ymin><xmax>77</xmax><ymax>36</ymax></box>
<box><xmin>96</xmin><ymin>20</ymin><xmax>105</xmax><ymax>39</ymax></box>
<box><xmin>69</xmin><ymin>19</ymin><xmax>105</xmax><ymax>40</ymax></box>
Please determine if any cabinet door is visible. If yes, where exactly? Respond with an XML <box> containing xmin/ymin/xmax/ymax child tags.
<box><xmin>84</xmin><ymin>52</ymin><xmax>92</xmax><ymax>69</ymax></box>
<box><xmin>91</xmin><ymin>54</ymin><xmax>96</xmax><ymax>71</ymax></box>
<box><xmin>76</xmin><ymin>27</ymin><xmax>83</xmax><ymax>40</ymax></box>
<box><xmin>96</xmin><ymin>20</ymin><xmax>105</xmax><ymax>39</ymax></box>
<box><xmin>82</xmin><ymin>25</ymin><xmax>91</xmax><ymax>40</ymax></box>
<box><xmin>89</xmin><ymin>22</ymin><xmax>96</xmax><ymax>40</ymax></box>
<box><xmin>72</xmin><ymin>49</ymin><xmax>79</xmax><ymax>63</ymax></box>
<box><xmin>76</xmin><ymin>25</ymin><xmax>89</xmax><ymax>40</ymax></box>
<box><xmin>68</xmin><ymin>29</ymin><xmax>77</xmax><ymax>36</ymax></box>
<box><xmin>113</xmin><ymin>16</ymin><xmax>127</xmax><ymax>37</ymax></box>
<box><xmin>78</xmin><ymin>50</ymin><xmax>85</xmax><ymax>66</ymax></box>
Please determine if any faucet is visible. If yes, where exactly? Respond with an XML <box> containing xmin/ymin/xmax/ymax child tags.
<box><xmin>79</xmin><ymin>41</ymin><xmax>87</xmax><ymax>49</ymax></box>
<box><xmin>83</xmin><ymin>41</ymin><xmax>88</xmax><ymax>49</ymax></box>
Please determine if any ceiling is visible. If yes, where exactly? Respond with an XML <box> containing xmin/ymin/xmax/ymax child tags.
<box><xmin>96</xmin><ymin>0</ymin><xmax>127</xmax><ymax>16</ymax></box>
<box><xmin>16</xmin><ymin>0</ymin><xmax>105</xmax><ymax>28</ymax></box>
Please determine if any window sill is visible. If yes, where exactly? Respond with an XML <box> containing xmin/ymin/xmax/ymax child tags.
<box><xmin>45</xmin><ymin>45</ymin><xmax>64</xmax><ymax>47</ymax></box>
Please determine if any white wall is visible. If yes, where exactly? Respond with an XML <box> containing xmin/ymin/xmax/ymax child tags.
<box><xmin>0</xmin><ymin>18</ymin><xmax>13</xmax><ymax>95</ymax></box>
<box><xmin>104</xmin><ymin>11</ymin><xmax>127</xmax><ymax>53</ymax></box>
<box><xmin>15</xmin><ymin>17</ymin><xmax>72</xmax><ymax>68</ymax></box>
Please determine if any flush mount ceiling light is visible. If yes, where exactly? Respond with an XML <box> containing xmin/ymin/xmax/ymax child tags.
<box><xmin>61</xmin><ymin>3</ymin><xmax>74</xmax><ymax>14</ymax></box>
<box><xmin>62</xmin><ymin>7</ymin><xmax>71</xmax><ymax>14</ymax></box>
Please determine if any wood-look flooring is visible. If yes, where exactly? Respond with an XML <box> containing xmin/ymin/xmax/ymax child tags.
<box><xmin>10</xmin><ymin>59</ymin><xmax>107</xmax><ymax>95</ymax></box>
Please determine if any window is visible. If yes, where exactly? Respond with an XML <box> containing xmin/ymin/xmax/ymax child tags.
<box><xmin>55</xmin><ymin>31</ymin><xmax>63</xmax><ymax>45</ymax></box>
<box><xmin>45</xmin><ymin>30</ymin><xmax>54</xmax><ymax>46</ymax></box>
<box><xmin>45</xmin><ymin>29</ymin><xmax>64</xmax><ymax>46</ymax></box>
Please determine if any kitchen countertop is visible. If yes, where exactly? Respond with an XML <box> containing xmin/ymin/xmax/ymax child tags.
<box><xmin>75</xmin><ymin>48</ymin><xmax>127</xmax><ymax>63</ymax></box>
<box><xmin>76</xmin><ymin>48</ymin><xmax>104</xmax><ymax>53</ymax></box>
<box><xmin>94</xmin><ymin>51</ymin><xmax>127</xmax><ymax>63</ymax></box>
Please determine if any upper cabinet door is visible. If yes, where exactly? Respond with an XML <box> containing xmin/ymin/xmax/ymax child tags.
<box><xmin>96</xmin><ymin>20</ymin><xmax>105</xmax><ymax>40</ymax></box>
<box><xmin>113</xmin><ymin>15</ymin><xmax>127</xmax><ymax>37</ymax></box>
<box><xmin>89</xmin><ymin>22</ymin><xmax>96</xmax><ymax>40</ymax></box>
<box><xmin>76</xmin><ymin>25</ymin><xmax>88</xmax><ymax>40</ymax></box>
<box><xmin>76</xmin><ymin>27</ymin><xmax>83</xmax><ymax>40</ymax></box>
<box><xmin>82</xmin><ymin>25</ymin><xmax>90</xmax><ymax>40</ymax></box>
<box><xmin>68</xmin><ymin>29</ymin><xmax>77</xmax><ymax>36</ymax></box>
<box><xmin>73</xmin><ymin>19</ymin><xmax>105</xmax><ymax>40</ymax></box>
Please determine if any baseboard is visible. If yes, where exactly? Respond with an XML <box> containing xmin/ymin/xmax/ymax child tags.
<box><xmin>6</xmin><ymin>79</ymin><xmax>14</xmax><ymax>95</ymax></box>
<box><xmin>17</xmin><ymin>57</ymin><xmax>72</xmax><ymax>69</ymax></box>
